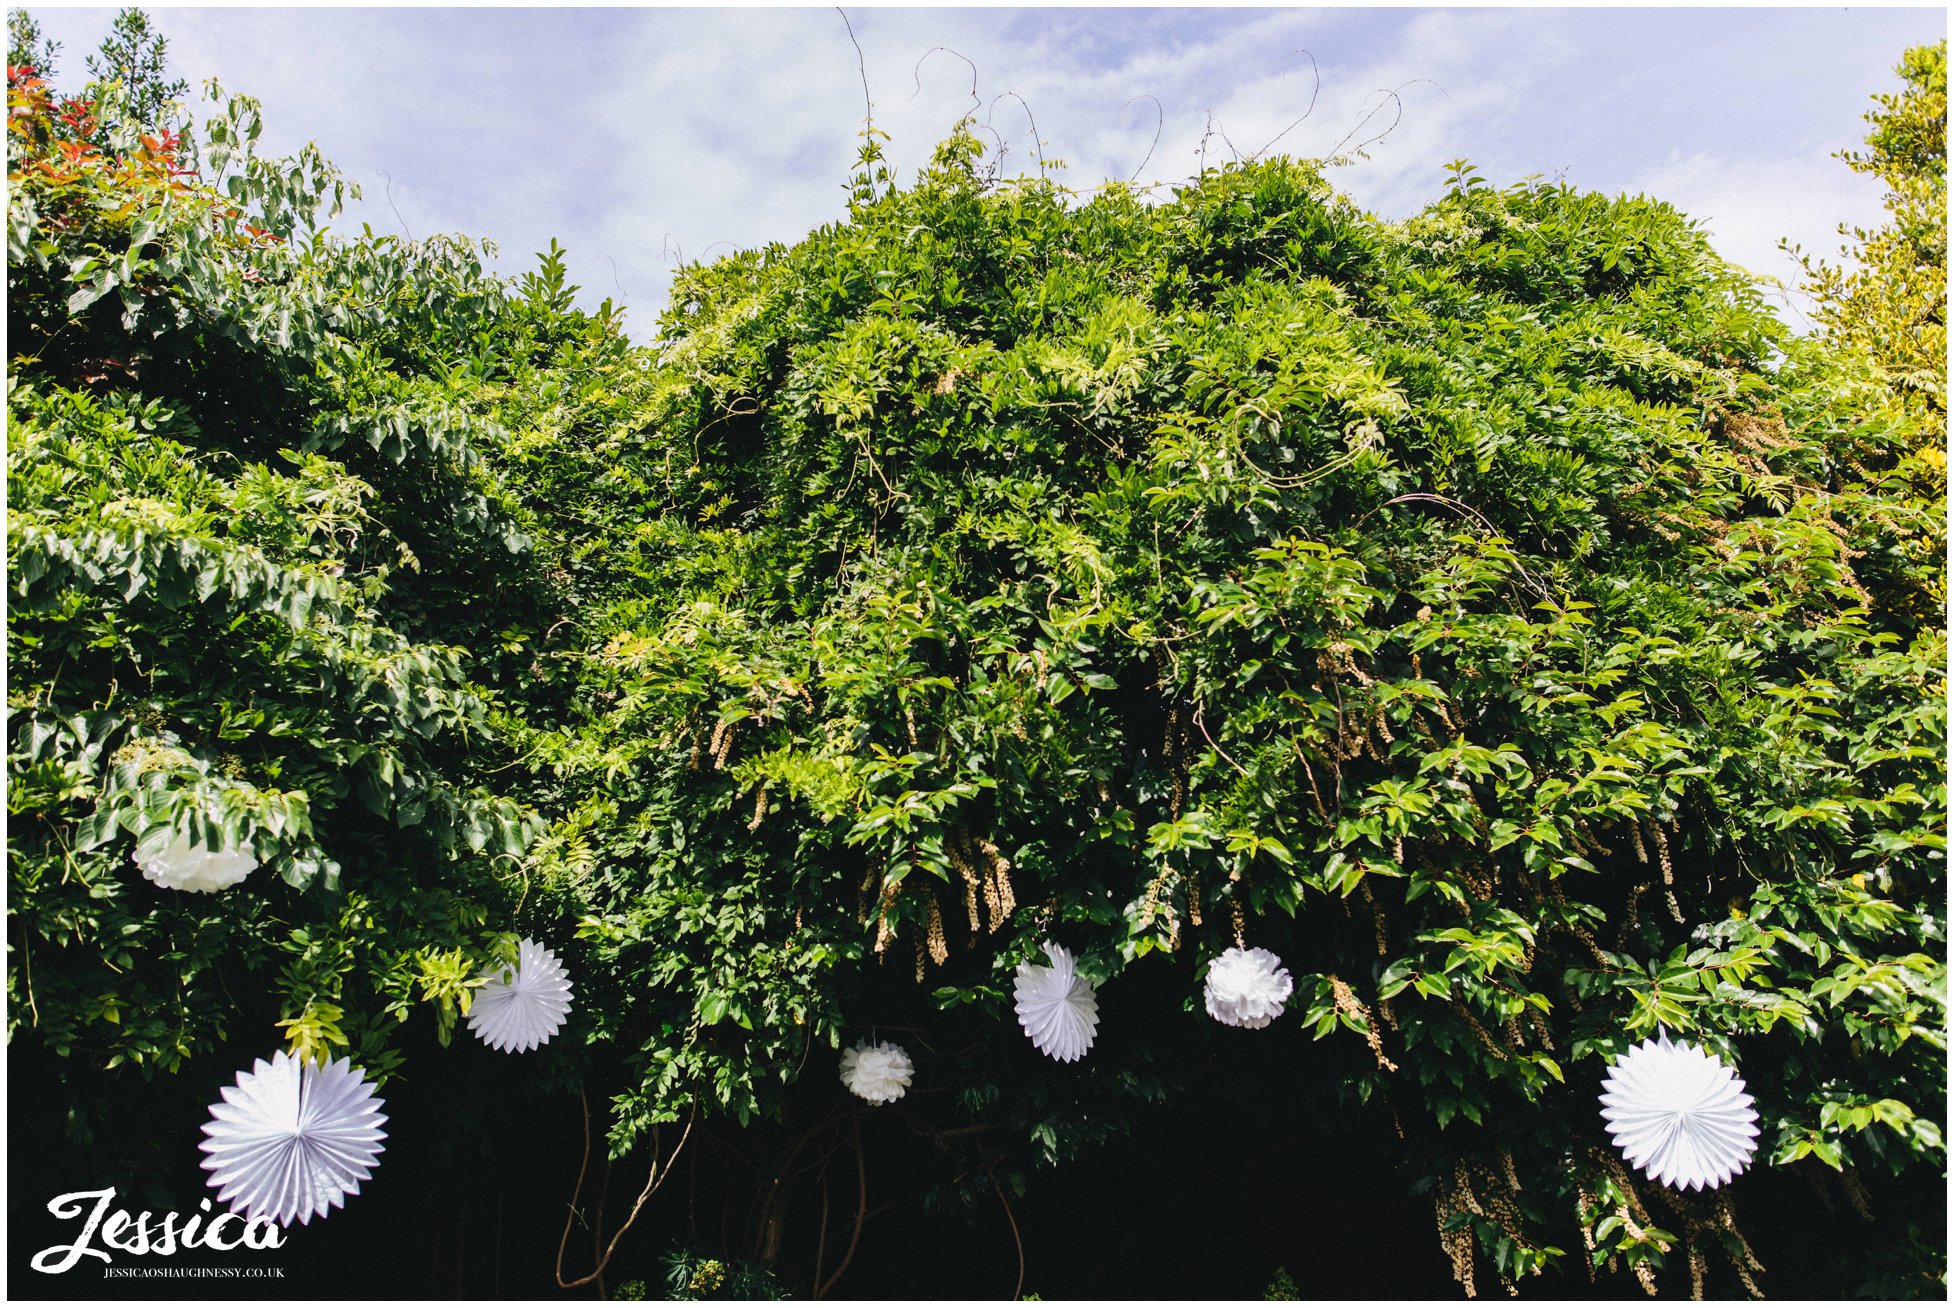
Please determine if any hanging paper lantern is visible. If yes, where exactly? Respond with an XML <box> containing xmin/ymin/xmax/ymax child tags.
<box><xmin>1599</xmin><ymin>1030</ymin><xmax>1759</xmax><ymax>1191</ymax></box>
<box><xmin>466</xmin><ymin>938</ymin><xmax>574</xmax><ymax>1053</ymax></box>
<box><xmin>198</xmin><ymin>1052</ymin><xmax>388</xmax><ymax>1226</ymax></box>
<box><xmin>1203</xmin><ymin>946</ymin><xmax>1294</xmax><ymax>1029</ymax></box>
<box><xmin>839</xmin><ymin>1039</ymin><xmax>914</xmax><ymax>1104</ymax></box>
<box><xmin>1014</xmin><ymin>941</ymin><xmax>1100</xmax><ymax>1062</ymax></box>
<box><xmin>133</xmin><ymin>828</ymin><xmax>258</xmax><ymax>894</ymax></box>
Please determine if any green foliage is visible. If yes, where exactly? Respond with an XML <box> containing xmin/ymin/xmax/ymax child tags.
<box><xmin>8</xmin><ymin>9</ymin><xmax>59</xmax><ymax>79</ymax></box>
<box><xmin>529</xmin><ymin>114</ymin><xmax>1942</xmax><ymax>1295</ymax></box>
<box><xmin>83</xmin><ymin>7</ymin><xmax>185</xmax><ymax>130</ymax></box>
<box><xmin>6</xmin><ymin>31</ymin><xmax>1943</xmax><ymax>1301</ymax></box>
<box><xmin>1787</xmin><ymin>42</ymin><xmax>1946</xmax><ymax>648</ymax></box>
<box><xmin>7</xmin><ymin>57</ymin><xmax>547</xmax><ymax>1097</ymax></box>
<box><xmin>1794</xmin><ymin>41</ymin><xmax>1945</xmax><ymax>422</ymax></box>
<box><xmin>659</xmin><ymin>1245</ymin><xmax>789</xmax><ymax>1300</ymax></box>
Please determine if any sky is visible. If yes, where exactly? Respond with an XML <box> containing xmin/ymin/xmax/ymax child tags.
<box><xmin>20</xmin><ymin>4</ymin><xmax>1948</xmax><ymax>340</ymax></box>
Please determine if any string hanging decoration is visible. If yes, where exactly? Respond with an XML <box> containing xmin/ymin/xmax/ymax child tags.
<box><xmin>198</xmin><ymin>1052</ymin><xmax>388</xmax><ymax>1226</ymax></box>
<box><xmin>466</xmin><ymin>938</ymin><xmax>574</xmax><ymax>1053</ymax></box>
<box><xmin>839</xmin><ymin>1039</ymin><xmax>914</xmax><ymax>1103</ymax></box>
<box><xmin>1014</xmin><ymin>941</ymin><xmax>1099</xmax><ymax>1062</ymax></box>
<box><xmin>1599</xmin><ymin>1030</ymin><xmax>1760</xmax><ymax>1191</ymax></box>
<box><xmin>134</xmin><ymin>828</ymin><xmax>258</xmax><ymax>893</ymax></box>
<box><xmin>1203</xmin><ymin>946</ymin><xmax>1293</xmax><ymax>1029</ymax></box>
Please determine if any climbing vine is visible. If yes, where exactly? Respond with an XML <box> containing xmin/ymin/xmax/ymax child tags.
<box><xmin>7</xmin><ymin>29</ymin><xmax>1943</xmax><ymax>1299</ymax></box>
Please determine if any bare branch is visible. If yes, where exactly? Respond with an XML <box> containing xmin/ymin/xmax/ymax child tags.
<box><xmin>815</xmin><ymin>1115</ymin><xmax>868</xmax><ymax>1299</ymax></box>
<box><xmin>990</xmin><ymin>1164</ymin><xmax>1026</xmax><ymax>1301</ymax></box>
<box><xmin>912</xmin><ymin>45</ymin><xmax>980</xmax><ymax>114</ymax></box>
<box><xmin>1253</xmin><ymin>49</ymin><xmax>1321</xmax><ymax>160</ymax></box>
<box><xmin>555</xmin><ymin>1093</ymin><xmax>699</xmax><ymax>1290</ymax></box>
<box><xmin>376</xmin><ymin>168</ymin><xmax>412</xmax><ymax>240</ymax></box>
<box><xmin>1124</xmin><ymin>94</ymin><xmax>1164</xmax><ymax>184</ymax></box>
<box><xmin>1328</xmin><ymin>79</ymin><xmax>1434</xmax><ymax>161</ymax></box>
<box><xmin>835</xmin><ymin>7</ymin><xmax>873</xmax><ymax>131</ymax></box>
<box><xmin>987</xmin><ymin>91</ymin><xmax>1047</xmax><ymax>178</ymax></box>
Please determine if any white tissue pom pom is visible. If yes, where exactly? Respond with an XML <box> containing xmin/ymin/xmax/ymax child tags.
<box><xmin>134</xmin><ymin>829</ymin><xmax>258</xmax><ymax>893</ymax></box>
<box><xmin>1599</xmin><ymin>1030</ymin><xmax>1760</xmax><ymax>1191</ymax></box>
<box><xmin>467</xmin><ymin>938</ymin><xmax>575</xmax><ymax>1053</ymax></box>
<box><xmin>199</xmin><ymin>1051</ymin><xmax>388</xmax><ymax>1227</ymax></box>
<box><xmin>1014</xmin><ymin>941</ymin><xmax>1100</xmax><ymax>1062</ymax></box>
<box><xmin>839</xmin><ymin>1040</ymin><xmax>914</xmax><ymax>1104</ymax></box>
<box><xmin>1203</xmin><ymin>946</ymin><xmax>1294</xmax><ymax>1029</ymax></box>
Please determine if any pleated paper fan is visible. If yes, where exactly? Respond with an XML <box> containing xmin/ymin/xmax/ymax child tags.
<box><xmin>466</xmin><ymin>938</ymin><xmax>574</xmax><ymax>1053</ymax></box>
<box><xmin>1599</xmin><ymin>1030</ymin><xmax>1759</xmax><ymax>1191</ymax></box>
<box><xmin>1203</xmin><ymin>946</ymin><xmax>1294</xmax><ymax>1029</ymax></box>
<box><xmin>199</xmin><ymin>1052</ymin><xmax>387</xmax><ymax>1226</ymax></box>
<box><xmin>840</xmin><ymin>1039</ymin><xmax>914</xmax><ymax>1104</ymax></box>
<box><xmin>1014</xmin><ymin>941</ymin><xmax>1099</xmax><ymax>1062</ymax></box>
<box><xmin>134</xmin><ymin>828</ymin><xmax>258</xmax><ymax>894</ymax></box>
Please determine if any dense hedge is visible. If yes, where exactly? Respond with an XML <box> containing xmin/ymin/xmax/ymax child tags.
<box><xmin>8</xmin><ymin>40</ymin><xmax>1944</xmax><ymax>1299</ymax></box>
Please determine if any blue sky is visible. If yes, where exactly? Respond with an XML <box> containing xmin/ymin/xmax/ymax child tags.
<box><xmin>23</xmin><ymin>4</ymin><xmax>1947</xmax><ymax>339</ymax></box>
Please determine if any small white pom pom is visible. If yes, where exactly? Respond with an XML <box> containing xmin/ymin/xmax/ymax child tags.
<box><xmin>466</xmin><ymin>938</ymin><xmax>574</xmax><ymax>1053</ymax></box>
<box><xmin>1203</xmin><ymin>946</ymin><xmax>1294</xmax><ymax>1029</ymax></box>
<box><xmin>1014</xmin><ymin>941</ymin><xmax>1100</xmax><ymax>1062</ymax></box>
<box><xmin>1599</xmin><ymin>1030</ymin><xmax>1760</xmax><ymax>1191</ymax></box>
<box><xmin>840</xmin><ymin>1039</ymin><xmax>914</xmax><ymax>1103</ymax></box>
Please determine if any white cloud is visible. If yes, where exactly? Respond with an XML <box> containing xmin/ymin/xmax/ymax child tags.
<box><xmin>1635</xmin><ymin>147</ymin><xmax>1888</xmax><ymax>327</ymax></box>
<box><xmin>18</xmin><ymin>5</ymin><xmax>1941</xmax><ymax>339</ymax></box>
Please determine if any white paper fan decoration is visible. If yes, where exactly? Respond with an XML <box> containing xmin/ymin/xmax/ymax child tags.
<box><xmin>134</xmin><ymin>828</ymin><xmax>258</xmax><ymax>893</ymax></box>
<box><xmin>1203</xmin><ymin>946</ymin><xmax>1294</xmax><ymax>1029</ymax></box>
<box><xmin>199</xmin><ymin>1051</ymin><xmax>388</xmax><ymax>1226</ymax></box>
<box><xmin>466</xmin><ymin>938</ymin><xmax>574</xmax><ymax>1053</ymax></box>
<box><xmin>839</xmin><ymin>1039</ymin><xmax>914</xmax><ymax>1104</ymax></box>
<box><xmin>1599</xmin><ymin>1030</ymin><xmax>1760</xmax><ymax>1191</ymax></box>
<box><xmin>1014</xmin><ymin>941</ymin><xmax>1100</xmax><ymax>1062</ymax></box>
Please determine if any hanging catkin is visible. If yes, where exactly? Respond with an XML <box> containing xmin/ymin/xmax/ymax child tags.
<box><xmin>926</xmin><ymin>896</ymin><xmax>948</xmax><ymax>965</ymax></box>
<box><xmin>947</xmin><ymin>829</ymin><xmax>983</xmax><ymax>932</ymax></box>
<box><xmin>977</xmin><ymin>836</ymin><xmax>1015</xmax><ymax>918</ymax></box>
<box><xmin>872</xmin><ymin>879</ymin><xmax>898</xmax><ymax>954</ymax></box>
